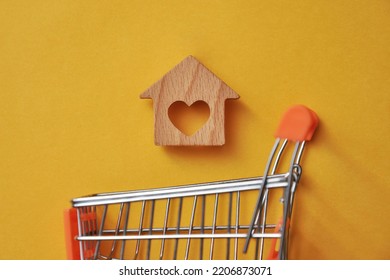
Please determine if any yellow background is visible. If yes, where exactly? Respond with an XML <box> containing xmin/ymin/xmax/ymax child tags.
<box><xmin>1</xmin><ymin>0</ymin><xmax>389</xmax><ymax>259</ymax></box>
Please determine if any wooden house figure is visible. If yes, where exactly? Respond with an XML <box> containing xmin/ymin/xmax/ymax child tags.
<box><xmin>140</xmin><ymin>56</ymin><xmax>240</xmax><ymax>146</ymax></box>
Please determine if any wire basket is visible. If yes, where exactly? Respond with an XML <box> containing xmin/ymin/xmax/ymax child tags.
<box><xmin>64</xmin><ymin>105</ymin><xmax>319</xmax><ymax>260</ymax></box>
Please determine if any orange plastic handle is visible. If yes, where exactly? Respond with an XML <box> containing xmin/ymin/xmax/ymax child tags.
<box><xmin>64</xmin><ymin>208</ymin><xmax>81</xmax><ymax>260</ymax></box>
<box><xmin>274</xmin><ymin>105</ymin><xmax>319</xmax><ymax>141</ymax></box>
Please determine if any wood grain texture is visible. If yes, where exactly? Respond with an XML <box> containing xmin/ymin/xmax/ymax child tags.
<box><xmin>140</xmin><ymin>56</ymin><xmax>239</xmax><ymax>146</ymax></box>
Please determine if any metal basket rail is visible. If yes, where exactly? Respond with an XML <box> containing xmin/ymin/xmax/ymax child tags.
<box><xmin>64</xmin><ymin>105</ymin><xmax>319</xmax><ymax>260</ymax></box>
<box><xmin>72</xmin><ymin>173</ymin><xmax>295</xmax><ymax>207</ymax></box>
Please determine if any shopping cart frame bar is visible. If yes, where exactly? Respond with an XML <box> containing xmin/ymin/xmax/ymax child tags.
<box><xmin>77</xmin><ymin>232</ymin><xmax>282</xmax><ymax>241</ymax></box>
<box><xmin>72</xmin><ymin>172</ymin><xmax>299</xmax><ymax>207</ymax></box>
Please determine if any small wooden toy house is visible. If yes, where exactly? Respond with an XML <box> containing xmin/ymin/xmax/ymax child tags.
<box><xmin>140</xmin><ymin>56</ymin><xmax>239</xmax><ymax>146</ymax></box>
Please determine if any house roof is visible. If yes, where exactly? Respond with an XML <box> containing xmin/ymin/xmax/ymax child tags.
<box><xmin>140</xmin><ymin>56</ymin><xmax>239</xmax><ymax>104</ymax></box>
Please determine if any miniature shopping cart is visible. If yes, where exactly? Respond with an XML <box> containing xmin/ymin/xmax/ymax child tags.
<box><xmin>64</xmin><ymin>105</ymin><xmax>319</xmax><ymax>260</ymax></box>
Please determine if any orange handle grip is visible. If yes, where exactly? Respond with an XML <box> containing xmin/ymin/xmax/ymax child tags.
<box><xmin>274</xmin><ymin>105</ymin><xmax>319</xmax><ymax>141</ymax></box>
<box><xmin>64</xmin><ymin>208</ymin><xmax>81</xmax><ymax>260</ymax></box>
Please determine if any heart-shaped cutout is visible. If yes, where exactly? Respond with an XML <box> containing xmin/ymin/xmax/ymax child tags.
<box><xmin>168</xmin><ymin>101</ymin><xmax>210</xmax><ymax>136</ymax></box>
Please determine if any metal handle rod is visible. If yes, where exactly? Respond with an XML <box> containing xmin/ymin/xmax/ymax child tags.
<box><xmin>281</xmin><ymin>142</ymin><xmax>304</xmax><ymax>259</ymax></box>
<box><xmin>244</xmin><ymin>138</ymin><xmax>281</xmax><ymax>252</ymax></box>
<box><xmin>271</xmin><ymin>139</ymin><xmax>288</xmax><ymax>175</ymax></box>
<box><xmin>258</xmin><ymin>140</ymin><xmax>287</xmax><ymax>259</ymax></box>
<box><xmin>278</xmin><ymin>141</ymin><xmax>301</xmax><ymax>260</ymax></box>
<box><xmin>253</xmin><ymin>207</ymin><xmax>262</xmax><ymax>259</ymax></box>
<box><xmin>288</xmin><ymin>164</ymin><xmax>302</xmax><ymax>219</ymax></box>
<box><xmin>295</xmin><ymin>141</ymin><xmax>306</xmax><ymax>165</ymax></box>
<box><xmin>259</xmin><ymin>189</ymin><xmax>269</xmax><ymax>260</ymax></box>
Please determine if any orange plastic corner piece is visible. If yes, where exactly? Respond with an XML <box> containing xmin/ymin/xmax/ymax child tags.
<box><xmin>274</xmin><ymin>105</ymin><xmax>319</xmax><ymax>141</ymax></box>
<box><xmin>64</xmin><ymin>208</ymin><xmax>81</xmax><ymax>260</ymax></box>
<box><xmin>267</xmin><ymin>217</ymin><xmax>290</xmax><ymax>260</ymax></box>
